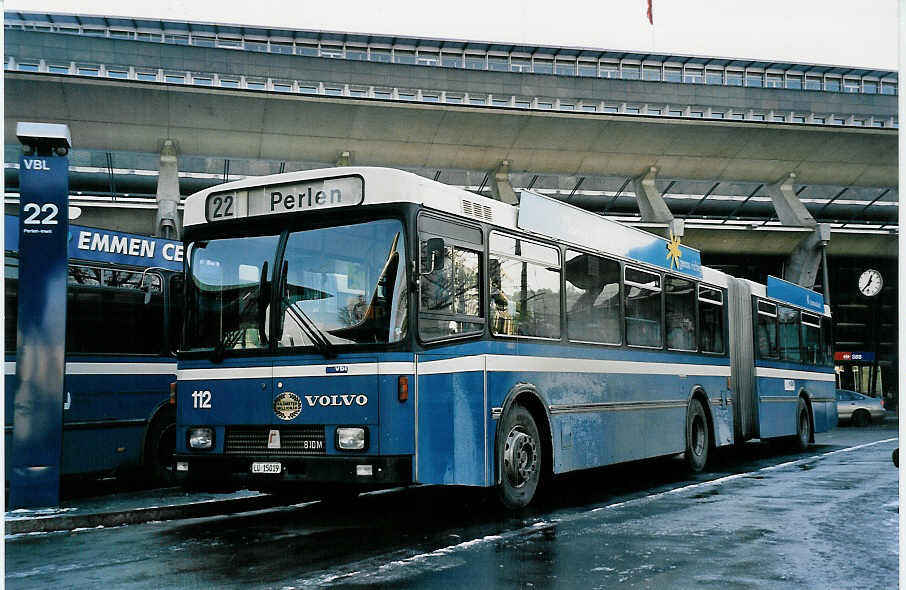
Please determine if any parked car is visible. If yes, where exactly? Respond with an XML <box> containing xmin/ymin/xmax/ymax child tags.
<box><xmin>836</xmin><ymin>389</ymin><xmax>886</xmax><ymax>426</ymax></box>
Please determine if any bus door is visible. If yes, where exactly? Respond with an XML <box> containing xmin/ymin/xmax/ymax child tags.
<box><xmin>414</xmin><ymin>213</ymin><xmax>487</xmax><ymax>487</ymax></box>
<box><xmin>416</xmin><ymin>354</ymin><xmax>487</xmax><ymax>487</ymax></box>
<box><xmin>727</xmin><ymin>278</ymin><xmax>758</xmax><ymax>442</ymax></box>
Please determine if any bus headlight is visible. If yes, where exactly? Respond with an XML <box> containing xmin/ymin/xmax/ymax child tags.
<box><xmin>188</xmin><ymin>427</ymin><xmax>214</xmax><ymax>449</ymax></box>
<box><xmin>336</xmin><ymin>427</ymin><xmax>367</xmax><ymax>451</ymax></box>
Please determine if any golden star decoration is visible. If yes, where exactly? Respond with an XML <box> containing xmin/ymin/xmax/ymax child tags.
<box><xmin>666</xmin><ymin>234</ymin><xmax>682</xmax><ymax>269</ymax></box>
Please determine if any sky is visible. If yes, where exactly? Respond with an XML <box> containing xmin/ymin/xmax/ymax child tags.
<box><xmin>3</xmin><ymin>0</ymin><xmax>899</xmax><ymax>70</ymax></box>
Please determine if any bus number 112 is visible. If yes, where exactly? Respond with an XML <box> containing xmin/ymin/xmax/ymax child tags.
<box><xmin>192</xmin><ymin>390</ymin><xmax>212</xmax><ymax>409</ymax></box>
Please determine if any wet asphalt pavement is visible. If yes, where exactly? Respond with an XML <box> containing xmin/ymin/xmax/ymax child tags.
<box><xmin>5</xmin><ymin>421</ymin><xmax>898</xmax><ymax>589</ymax></box>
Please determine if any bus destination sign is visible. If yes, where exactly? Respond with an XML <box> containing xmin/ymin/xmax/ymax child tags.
<box><xmin>206</xmin><ymin>176</ymin><xmax>364</xmax><ymax>221</ymax></box>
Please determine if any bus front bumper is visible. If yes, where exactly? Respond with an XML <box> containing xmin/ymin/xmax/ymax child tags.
<box><xmin>174</xmin><ymin>453</ymin><xmax>412</xmax><ymax>489</ymax></box>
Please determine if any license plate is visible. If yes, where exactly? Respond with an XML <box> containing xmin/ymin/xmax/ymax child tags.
<box><xmin>251</xmin><ymin>462</ymin><xmax>282</xmax><ymax>474</ymax></box>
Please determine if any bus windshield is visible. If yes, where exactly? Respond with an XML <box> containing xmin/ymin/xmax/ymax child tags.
<box><xmin>184</xmin><ymin>219</ymin><xmax>408</xmax><ymax>354</ymax></box>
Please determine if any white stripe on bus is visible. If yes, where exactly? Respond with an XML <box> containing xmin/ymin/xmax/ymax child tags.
<box><xmin>417</xmin><ymin>356</ymin><xmax>484</xmax><ymax>375</ymax></box>
<box><xmin>178</xmin><ymin>355</ymin><xmax>731</xmax><ymax>380</ymax></box>
<box><xmin>417</xmin><ymin>355</ymin><xmax>731</xmax><ymax>377</ymax></box>
<box><xmin>483</xmin><ymin>355</ymin><xmax>731</xmax><ymax>377</ymax></box>
<box><xmin>755</xmin><ymin>367</ymin><xmax>835</xmax><ymax>382</ymax></box>
<box><xmin>178</xmin><ymin>366</ymin><xmax>272</xmax><ymax>380</ymax></box>
<box><xmin>5</xmin><ymin>362</ymin><xmax>175</xmax><ymax>376</ymax></box>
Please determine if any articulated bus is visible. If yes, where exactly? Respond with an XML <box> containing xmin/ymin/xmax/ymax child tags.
<box><xmin>5</xmin><ymin>215</ymin><xmax>184</xmax><ymax>483</ymax></box>
<box><xmin>174</xmin><ymin>168</ymin><xmax>835</xmax><ymax>508</ymax></box>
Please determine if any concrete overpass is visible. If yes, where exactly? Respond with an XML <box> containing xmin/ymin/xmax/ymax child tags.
<box><xmin>5</xmin><ymin>73</ymin><xmax>897</xmax><ymax>188</ymax></box>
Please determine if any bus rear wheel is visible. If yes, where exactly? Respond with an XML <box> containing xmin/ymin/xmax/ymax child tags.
<box><xmin>684</xmin><ymin>398</ymin><xmax>709</xmax><ymax>473</ymax></box>
<box><xmin>496</xmin><ymin>405</ymin><xmax>542</xmax><ymax>510</ymax></box>
<box><xmin>793</xmin><ymin>398</ymin><xmax>811</xmax><ymax>450</ymax></box>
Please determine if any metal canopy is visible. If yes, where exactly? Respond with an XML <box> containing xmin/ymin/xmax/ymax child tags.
<box><xmin>6</xmin><ymin>11</ymin><xmax>897</xmax><ymax>79</ymax></box>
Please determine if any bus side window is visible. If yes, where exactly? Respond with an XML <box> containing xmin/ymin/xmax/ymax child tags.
<box><xmin>564</xmin><ymin>250</ymin><xmax>621</xmax><ymax>345</ymax></box>
<box><xmin>800</xmin><ymin>312</ymin><xmax>822</xmax><ymax>365</ymax></box>
<box><xmin>624</xmin><ymin>267</ymin><xmax>662</xmax><ymax>348</ymax></box>
<box><xmin>756</xmin><ymin>300</ymin><xmax>779</xmax><ymax>359</ymax></box>
<box><xmin>488</xmin><ymin>234</ymin><xmax>561</xmax><ymax>339</ymax></box>
<box><xmin>67</xmin><ymin>268</ymin><xmax>165</xmax><ymax>355</ymax></box>
<box><xmin>777</xmin><ymin>305</ymin><xmax>801</xmax><ymax>362</ymax></box>
<box><xmin>821</xmin><ymin>316</ymin><xmax>834</xmax><ymax>367</ymax></box>
<box><xmin>418</xmin><ymin>241</ymin><xmax>483</xmax><ymax>340</ymax></box>
<box><xmin>417</xmin><ymin>215</ymin><xmax>484</xmax><ymax>342</ymax></box>
<box><xmin>665</xmin><ymin>275</ymin><xmax>696</xmax><ymax>351</ymax></box>
<box><xmin>698</xmin><ymin>285</ymin><xmax>724</xmax><ymax>354</ymax></box>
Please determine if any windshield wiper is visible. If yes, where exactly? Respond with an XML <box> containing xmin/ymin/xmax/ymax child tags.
<box><xmin>280</xmin><ymin>260</ymin><xmax>336</xmax><ymax>359</ymax></box>
<box><xmin>210</xmin><ymin>328</ymin><xmax>245</xmax><ymax>363</ymax></box>
<box><xmin>283</xmin><ymin>302</ymin><xmax>337</xmax><ymax>359</ymax></box>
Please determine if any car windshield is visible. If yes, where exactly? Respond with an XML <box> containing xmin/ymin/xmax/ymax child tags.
<box><xmin>184</xmin><ymin>219</ymin><xmax>408</xmax><ymax>354</ymax></box>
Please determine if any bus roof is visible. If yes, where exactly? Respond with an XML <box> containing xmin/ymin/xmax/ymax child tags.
<box><xmin>183</xmin><ymin>167</ymin><xmax>826</xmax><ymax>313</ymax></box>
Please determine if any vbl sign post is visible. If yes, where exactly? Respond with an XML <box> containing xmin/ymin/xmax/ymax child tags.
<box><xmin>9</xmin><ymin>123</ymin><xmax>72</xmax><ymax>509</ymax></box>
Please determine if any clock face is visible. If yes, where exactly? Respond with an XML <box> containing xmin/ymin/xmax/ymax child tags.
<box><xmin>858</xmin><ymin>269</ymin><xmax>883</xmax><ymax>297</ymax></box>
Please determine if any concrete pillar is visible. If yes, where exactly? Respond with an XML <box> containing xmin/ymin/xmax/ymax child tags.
<box><xmin>785</xmin><ymin>224</ymin><xmax>831</xmax><ymax>291</ymax></box>
<box><xmin>765</xmin><ymin>173</ymin><xmax>830</xmax><ymax>292</ymax></box>
<box><xmin>632</xmin><ymin>166</ymin><xmax>682</xmax><ymax>237</ymax></box>
<box><xmin>490</xmin><ymin>160</ymin><xmax>518</xmax><ymax>205</ymax></box>
<box><xmin>336</xmin><ymin>150</ymin><xmax>352</xmax><ymax>166</ymax></box>
<box><xmin>632</xmin><ymin>166</ymin><xmax>673</xmax><ymax>223</ymax></box>
<box><xmin>154</xmin><ymin>139</ymin><xmax>180</xmax><ymax>239</ymax></box>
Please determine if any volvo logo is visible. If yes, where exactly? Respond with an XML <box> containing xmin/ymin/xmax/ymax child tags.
<box><xmin>305</xmin><ymin>394</ymin><xmax>368</xmax><ymax>407</ymax></box>
<box><xmin>274</xmin><ymin>392</ymin><xmax>302</xmax><ymax>420</ymax></box>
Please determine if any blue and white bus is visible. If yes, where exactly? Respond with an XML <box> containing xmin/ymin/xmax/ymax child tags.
<box><xmin>5</xmin><ymin>215</ymin><xmax>184</xmax><ymax>483</ymax></box>
<box><xmin>174</xmin><ymin>168</ymin><xmax>835</xmax><ymax>508</ymax></box>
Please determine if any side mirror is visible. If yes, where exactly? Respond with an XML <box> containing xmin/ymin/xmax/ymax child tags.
<box><xmin>421</xmin><ymin>237</ymin><xmax>445</xmax><ymax>275</ymax></box>
<box><xmin>142</xmin><ymin>275</ymin><xmax>154</xmax><ymax>304</ymax></box>
<box><xmin>139</xmin><ymin>266</ymin><xmax>167</xmax><ymax>304</ymax></box>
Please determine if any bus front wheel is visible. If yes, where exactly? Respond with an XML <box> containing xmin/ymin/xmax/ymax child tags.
<box><xmin>144</xmin><ymin>409</ymin><xmax>176</xmax><ymax>485</ymax></box>
<box><xmin>684</xmin><ymin>398</ymin><xmax>709</xmax><ymax>473</ymax></box>
<box><xmin>496</xmin><ymin>405</ymin><xmax>542</xmax><ymax>510</ymax></box>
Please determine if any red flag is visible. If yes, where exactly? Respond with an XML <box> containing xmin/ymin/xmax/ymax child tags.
<box><xmin>647</xmin><ymin>0</ymin><xmax>653</xmax><ymax>25</ymax></box>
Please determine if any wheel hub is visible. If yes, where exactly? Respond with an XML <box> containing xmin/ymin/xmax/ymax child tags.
<box><xmin>503</xmin><ymin>427</ymin><xmax>538</xmax><ymax>488</ymax></box>
<box><xmin>800</xmin><ymin>411</ymin><xmax>810</xmax><ymax>440</ymax></box>
<box><xmin>692</xmin><ymin>416</ymin><xmax>705</xmax><ymax>456</ymax></box>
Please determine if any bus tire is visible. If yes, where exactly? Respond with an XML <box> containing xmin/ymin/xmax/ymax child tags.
<box><xmin>793</xmin><ymin>398</ymin><xmax>811</xmax><ymax>451</ymax></box>
<box><xmin>144</xmin><ymin>408</ymin><xmax>176</xmax><ymax>485</ymax></box>
<box><xmin>684</xmin><ymin>398</ymin><xmax>709</xmax><ymax>473</ymax></box>
<box><xmin>496</xmin><ymin>404</ymin><xmax>542</xmax><ymax>510</ymax></box>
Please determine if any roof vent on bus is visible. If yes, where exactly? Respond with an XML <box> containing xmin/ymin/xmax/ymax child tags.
<box><xmin>461</xmin><ymin>199</ymin><xmax>493</xmax><ymax>222</ymax></box>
